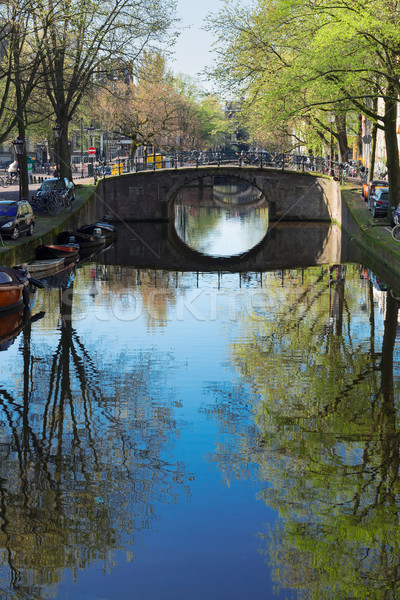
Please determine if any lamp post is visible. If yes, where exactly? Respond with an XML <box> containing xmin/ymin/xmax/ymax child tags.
<box><xmin>53</xmin><ymin>124</ymin><xmax>62</xmax><ymax>178</ymax></box>
<box><xmin>328</xmin><ymin>114</ymin><xmax>335</xmax><ymax>176</ymax></box>
<box><xmin>86</xmin><ymin>126</ymin><xmax>95</xmax><ymax>176</ymax></box>
<box><xmin>80</xmin><ymin>118</ymin><xmax>84</xmax><ymax>178</ymax></box>
<box><xmin>42</xmin><ymin>139</ymin><xmax>49</xmax><ymax>174</ymax></box>
<box><xmin>12</xmin><ymin>136</ymin><xmax>24</xmax><ymax>201</ymax></box>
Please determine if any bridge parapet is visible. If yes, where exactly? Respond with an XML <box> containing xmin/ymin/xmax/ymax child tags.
<box><xmin>95</xmin><ymin>166</ymin><xmax>341</xmax><ymax>224</ymax></box>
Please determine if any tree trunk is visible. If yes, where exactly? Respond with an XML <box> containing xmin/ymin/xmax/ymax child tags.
<box><xmin>58</xmin><ymin>120</ymin><xmax>72</xmax><ymax>181</ymax></box>
<box><xmin>369</xmin><ymin>122</ymin><xmax>378</xmax><ymax>181</ymax></box>
<box><xmin>384</xmin><ymin>82</ymin><xmax>400</xmax><ymax>222</ymax></box>
<box><xmin>12</xmin><ymin>26</ymin><xmax>29</xmax><ymax>201</ymax></box>
<box><xmin>357</xmin><ymin>113</ymin><xmax>363</xmax><ymax>160</ymax></box>
<box><xmin>369</xmin><ymin>98</ymin><xmax>379</xmax><ymax>181</ymax></box>
<box><xmin>335</xmin><ymin>114</ymin><xmax>349</xmax><ymax>162</ymax></box>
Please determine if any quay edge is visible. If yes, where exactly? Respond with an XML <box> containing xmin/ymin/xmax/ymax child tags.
<box><xmin>339</xmin><ymin>185</ymin><xmax>400</xmax><ymax>292</ymax></box>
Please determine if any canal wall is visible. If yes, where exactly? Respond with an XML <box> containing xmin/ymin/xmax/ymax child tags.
<box><xmin>0</xmin><ymin>186</ymin><xmax>99</xmax><ymax>267</ymax></box>
<box><xmin>338</xmin><ymin>187</ymin><xmax>400</xmax><ymax>292</ymax></box>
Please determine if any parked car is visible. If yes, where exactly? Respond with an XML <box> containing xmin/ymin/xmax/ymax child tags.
<box><xmin>0</xmin><ymin>200</ymin><xmax>35</xmax><ymax>239</ymax></box>
<box><xmin>369</xmin><ymin>187</ymin><xmax>389</xmax><ymax>218</ymax></box>
<box><xmin>32</xmin><ymin>177</ymin><xmax>75</xmax><ymax>203</ymax></box>
<box><xmin>362</xmin><ymin>179</ymin><xmax>387</xmax><ymax>202</ymax></box>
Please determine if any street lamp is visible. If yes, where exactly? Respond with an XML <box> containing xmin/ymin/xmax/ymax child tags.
<box><xmin>53</xmin><ymin>124</ymin><xmax>62</xmax><ymax>178</ymax></box>
<box><xmin>12</xmin><ymin>136</ymin><xmax>24</xmax><ymax>201</ymax></box>
<box><xmin>328</xmin><ymin>114</ymin><xmax>335</xmax><ymax>176</ymax></box>
<box><xmin>86</xmin><ymin>126</ymin><xmax>95</xmax><ymax>176</ymax></box>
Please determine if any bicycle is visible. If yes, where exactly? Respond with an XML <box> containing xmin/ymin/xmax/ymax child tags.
<box><xmin>46</xmin><ymin>191</ymin><xmax>72</xmax><ymax>215</ymax></box>
<box><xmin>392</xmin><ymin>224</ymin><xmax>400</xmax><ymax>242</ymax></box>
<box><xmin>31</xmin><ymin>191</ymin><xmax>72</xmax><ymax>215</ymax></box>
<box><xmin>0</xmin><ymin>172</ymin><xmax>17</xmax><ymax>187</ymax></box>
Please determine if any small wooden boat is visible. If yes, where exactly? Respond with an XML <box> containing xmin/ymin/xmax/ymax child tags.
<box><xmin>35</xmin><ymin>243</ymin><xmax>80</xmax><ymax>264</ymax></box>
<box><xmin>19</xmin><ymin>258</ymin><xmax>65</xmax><ymax>276</ymax></box>
<box><xmin>73</xmin><ymin>230</ymin><xmax>106</xmax><ymax>248</ymax></box>
<box><xmin>77</xmin><ymin>220</ymin><xmax>116</xmax><ymax>240</ymax></box>
<box><xmin>0</xmin><ymin>266</ymin><xmax>32</xmax><ymax>313</ymax></box>
<box><xmin>56</xmin><ymin>228</ymin><xmax>106</xmax><ymax>249</ymax></box>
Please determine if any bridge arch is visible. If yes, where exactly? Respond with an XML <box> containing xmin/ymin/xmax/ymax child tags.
<box><xmin>164</xmin><ymin>169</ymin><xmax>269</xmax><ymax>218</ymax></box>
<box><xmin>96</xmin><ymin>166</ymin><xmax>341</xmax><ymax>224</ymax></box>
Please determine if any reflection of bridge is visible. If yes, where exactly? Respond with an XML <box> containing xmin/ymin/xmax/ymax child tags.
<box><xmin>102</xmin><ymin>221</ymin><xmax>360</xmax><ymax>272</ymax></box>
<box><xmin>212</xmin><ymin>181</ymin><xmax>263</xmax><ymax>205</ymax></box>
<box><xmin>95</xmin><ymin>166</ymin><xmax>341</xmax><ymax>223</ymax></box>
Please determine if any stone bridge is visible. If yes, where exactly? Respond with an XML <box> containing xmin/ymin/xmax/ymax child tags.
<box><xmin>94</xmin><ymin>166</ymin><xmax>342</xmax><ymax>223</ymax></box>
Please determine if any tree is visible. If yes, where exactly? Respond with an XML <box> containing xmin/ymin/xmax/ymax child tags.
<box><xmin>0</xmin><ymin>0</ymin><xmax>48</xmax><ymax>197</ymax></box>
<box><xmin>30</xmin><ymin>0</ymin><xmax>177</xmax><ymax>179</ymax></box>
<box><xmin>207</xmin><ymin>0</ymin><xmax>400</xmax><ymax>213</ymax></box>
<box><xmin>91</xmin><ymin>59</ymin><xmax>228</xmax><ymax>155</ymax></box>
<box><xmin>92</xmin><ymin>72</ymin><xmax>196</xmax><ymax>156</ymax></box>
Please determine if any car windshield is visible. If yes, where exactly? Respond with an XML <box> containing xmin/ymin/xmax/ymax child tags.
<box><xmin>42</xmin><ymin>180</ymin><xmax>66</xmax><ymax>191</ymax></box>
<box><xmin>0</xmin><ymin>204</ymin><xmax>17</xmax><ymax>217</ymax></box>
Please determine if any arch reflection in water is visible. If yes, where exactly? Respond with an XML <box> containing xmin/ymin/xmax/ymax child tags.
<box><xmin>174</xmin><ymin>175</ymin><xmax>269</xmax><ymax>258</ymax></box>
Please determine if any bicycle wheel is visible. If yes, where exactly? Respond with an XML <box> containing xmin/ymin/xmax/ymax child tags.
<box><xmin>392</xmin><ymin>224</ymin><xmax>400</xmax><ymax>242</ymax></box>
<box><xmin>0</xmin><ymin>177</ymin><xmax>7</xmax><ymax>188</ymax></box>
<box><xmin>1</xmin><ymin>175</ymin><xmax>12</xmax><ymax>187</ymax></box>
<box><xmin>32</xmin><ymin>197</ymin><xmax>46</xmax><ymax>213</ymax></box>
<box><xmin>47</xmin><ymin>193</ymin><xmax>62</xmax><ymax>215</ymax></box>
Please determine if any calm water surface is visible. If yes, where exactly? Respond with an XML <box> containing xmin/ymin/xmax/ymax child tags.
<box><xmin>0</xmin><ymin>179</ymin><xmax>399</xmax><ymax>599</ymax></box>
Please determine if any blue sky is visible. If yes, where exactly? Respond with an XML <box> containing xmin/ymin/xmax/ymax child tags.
<box><xmin>171</xmin><ymin>0</ymin><xmax>224</xmax><ymax>88</ymax></box>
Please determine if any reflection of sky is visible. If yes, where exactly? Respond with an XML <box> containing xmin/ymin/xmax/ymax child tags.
<box><xmin>197</xmin><ymin>211</ymin><xmax>267</xmax><ymax>256</ymax></box>
<box><xmin>175</xmin><ymin>207</ymin><xmax>269</xmax><ymax>257</ymax></box>
<box><xmin>0</xmin><ymin>263</ymin><xmax>393</xmax><ymax>600</ymax></box>
<box><xmin>0</xmin><ymin>268</ymin><xmax>286</xmax><ymax>599</ymax></box>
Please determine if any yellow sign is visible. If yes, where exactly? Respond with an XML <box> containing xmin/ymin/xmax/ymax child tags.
<box><xmin>146</xmin><ymin>154</ymin><xmax>163</xmax><ymax>169</ymax></box>
<box><xmin>110</xmin><ymin>163</ymin><xmax>124</xmax><ymax>175</ymax></box>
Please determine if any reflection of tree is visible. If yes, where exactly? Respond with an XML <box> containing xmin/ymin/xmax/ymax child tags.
<box><xmin>204</xmin><ymin>265</ymin><xmax>400</xmax><ymax>599</ymax></box>
<box><xmin>175</xmin><ymin>201</ymin><xmax>221</xmax><ymax>247</ymax></box>
<box><xmin>77</xmin><ymin>265</ymin><xmax>181</xmax><ymax>329</ymax></box>
<box><xmin>0</xmin><ymin>281</ymin><xmax>190</xmax><ymax>598</ymax></box>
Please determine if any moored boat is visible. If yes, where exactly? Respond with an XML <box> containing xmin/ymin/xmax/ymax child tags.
<box><xmin>35</xmin><ymin>243</ymin><xmax>80</xmax><ymax>264</ymax></box>
<box><xmin>73</xmin><ymin>229</ymin><xmax>106</xmax><ymax>247</ymax></box>
<box><xmin>56</xmin><ymin>228</ymin><xmax>106</xmax><ymax>248</ymax></box>
<box><xmin>78</xmin><ymin>239</ymin><xmax>114</xmax><ymax>263</ymax></box>
<box><xmin>77</xmin><ymin>220</ymin><xmax>116</xmax><ymax>240</ymax></box>
<box><xmin>19</xmin><ymin>258</ymin><xmax>65</xmax><ymax>276</ymax></box>
<box><xmin>0</xmin><ymin>266</ymin><xmax>33</xmax><ymax>313</ymax></box>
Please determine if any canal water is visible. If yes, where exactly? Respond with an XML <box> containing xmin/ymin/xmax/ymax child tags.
<box><xmin>0</xmin><ymin>177</ymin><xmax>399</xmax><ymax>599</ymax></box>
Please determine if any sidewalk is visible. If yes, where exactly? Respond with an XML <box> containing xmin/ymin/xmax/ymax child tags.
<box><xmin>0</xmin><ymin>176</ymin><xmax>95</xmax><ymax>203</ymax></box>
